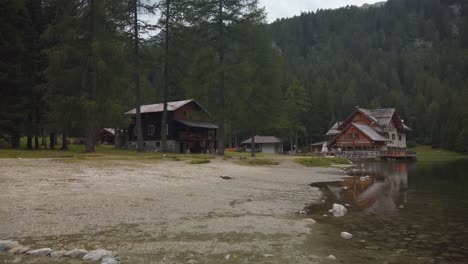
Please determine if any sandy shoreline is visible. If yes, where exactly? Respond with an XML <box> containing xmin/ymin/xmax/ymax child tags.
<box><xmin>0</xmin><ymin>157</ymin><xmax>344</xmax><ymax>263</ymax></box>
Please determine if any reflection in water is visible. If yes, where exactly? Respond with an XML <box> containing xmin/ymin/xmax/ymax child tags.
<box><xmin>312</xmin><ymin>162</ymin><xmax>413</xmax><ymax>215</ymax></box>
<box><xmin>307</xmin><ymin>160</ymin><xmax>468</xmax><ymax>263</ymax></box>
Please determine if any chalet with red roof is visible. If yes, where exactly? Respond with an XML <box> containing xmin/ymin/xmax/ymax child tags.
<box><xmin>325</xmin><ymin>108</ymin><xmax>413</xmax><ymax>158</ymax></box>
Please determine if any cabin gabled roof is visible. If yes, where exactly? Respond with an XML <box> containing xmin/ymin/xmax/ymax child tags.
<box><xmin>352</xmin><ymin>123</ymin><xmax>388</xmax><ymax>142</ymax></box>
<box><xmin>334</xmin><ymin>107</ymin><xmax>411</xmax><ymax>132</ymax></box>
<box><xmin>326</xmin><ymin>122</ymin><xmax>343</xmax><ymax>136</ymax></box>
<box><xmin>124</xmin><ymin>99</ymin><xmax>209</xmax><ymax>115</ymax></box>
<box><xmin>241</xmin><ymin>136</ymin><xmax>282</xmax><ymax>144</ymax></box>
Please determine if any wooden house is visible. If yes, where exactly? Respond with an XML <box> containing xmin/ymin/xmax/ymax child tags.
<box><xmin>97</xmin><ymin>128</ymin><xmax>115</xmax><ymax>145</ymax></box>
<box><xmin>325</xmin><ymin>108</ymin><xmax>413</xmax><ymax>158</ymax></box>
<box><xmin>241</xmin><ymin>136</ymin><xmax>283</xmax><ymax>154</ymax></box>
<box><xmin>125</xmin><ymin>99</ymin><xmax>218</xmax><ymax>153</ymax></box>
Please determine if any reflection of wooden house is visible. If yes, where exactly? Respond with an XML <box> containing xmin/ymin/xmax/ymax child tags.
<box><xmin>325</xmin><ymin>108</ymin><xmax>414</xmax><ymax>159</ymax></box>
<box><xmin>125</xmin><ymin>99</ymin><xmax>218</xmax><ymax>153</ymax></box>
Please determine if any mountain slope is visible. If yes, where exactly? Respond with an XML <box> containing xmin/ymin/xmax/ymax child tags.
<box><xmin>270</xmin><ymin>0</ymin><xmax>468</xmax><ymax>152</ymax></box>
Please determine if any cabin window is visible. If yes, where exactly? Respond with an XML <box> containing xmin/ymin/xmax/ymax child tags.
<box><xmin>399</xmin><ymin>135</ymin><xmax>402</xmax><ymax>141</ymax></box>
<box><xmin>347</xmin><ymin>133</ymin><xmax>353</xmax><ymax>139</ymax></box>
<box><xmin>182</xmin><ymin>111</ymin><xmax>188</xmax><ymax>117</ymax></box>
<box><xmin>147</xmin><ymin>125</ymin><xmax>155</xmax><ymax>136</ymax></box>
<box><xmin>392</xmin><ymin>134</ymin><xmax>396</xmax><ymax>140</ymax></box>
<box><xmin>354</xmin><ymin>133</ymin><xmax>360</xmax><ymax>139</ymax></box>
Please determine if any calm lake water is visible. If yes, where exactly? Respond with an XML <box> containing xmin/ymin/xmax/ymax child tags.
<box><xmin>306</xmin><ymin>160</ymin><xmax>468</xmax><ymax>264</ymax></box>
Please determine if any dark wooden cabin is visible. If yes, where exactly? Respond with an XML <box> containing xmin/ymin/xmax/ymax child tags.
<box><xmin>125</xmin><ymin>99</ymin><xmax>218</xmax><ymax>153</ymax></box>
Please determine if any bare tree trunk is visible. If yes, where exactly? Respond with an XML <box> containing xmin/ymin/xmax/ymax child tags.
<box><xmin>26</xmin><ymin>113</ymin><xmax>33</xmax><ymax>149</ymax></box>
<box><xmin>11</xmin><ymin>133</ymin><xmax>20</xmax><ymax>149</ymax></box>
<box><xmin>295</xmin><ymin>130</ymin><xmax>299</xmax><ymax>153</ymax></box>
<box><xmin>134</xmin><ymin>0</ymin><xmax>144</xmax><ymax>152</ymax></box>
<box><xmin>34</xmin><ymin>104</ymin><xmax>39</xmax><ymax>149</ymax></box>
<box><xmin>61</xmin><ymin>131</ymin><xmax>68</xmax><ymax>150</ymax></box>
<box><xmin>160</xmin><ymin>0</ymin><xmax>170</xmax><ymax>153</ymax></box>
<box><xmin>41</xmin><ymin>128</ymin><xmax>46</xmax><ymax>147</ymax></box>
<box><xmin>216</xmin><ymin>0</ymin><xmax>225</xmax><ymax>156</ymax></box>
<box><xmin>49</xmin><ymin>132</ymin><xmax>55</xmax><ymax>150</ymax></box>
<box><xmin>85</xmin><ymin>0</ymin><xmax>96</xmax><ymax>153</ymax></box>
<box><xmin>290</xmin><ymin>127</ymin><xmax>293</xmax><ymax>154</ymax></box>
<box><xmin>250</xmin><ymin>132</ymin><xmax>256</xmax><ymax>157</ymax></box>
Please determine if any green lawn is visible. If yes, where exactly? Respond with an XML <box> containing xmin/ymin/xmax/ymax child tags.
<box><xmin>0</xmin><ymin>144</ymin><xmax>214</xmax><ymax>161</ymax></box>
<box><xmin>295</xmin><ymin>156</ymin><xmax>351</xmax><ymax>167</ymax></box>
<box><xmin>411</xmin><ymin>145</ymin><xmax>468</xmax><ymax>162</ymax></box>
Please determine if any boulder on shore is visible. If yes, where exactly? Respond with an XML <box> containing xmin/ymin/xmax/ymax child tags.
<box><xmin>340</xmin><ymin>232</ymin><xmax>353</xmax><ymax>240</ymax></box>
<box><xmin>0</xmin><ymin>240</ymin><xmax>19</xmax><ymax>251</ymax></box>
<box><xmin>27</xmin><ymin>248</ymin><xmax>53</xmax><ymax>256</ymax></box>
<box><xmin>83</xmin><ymin>249</ymin><xmax>115</xmax><ymax>261</ymax></box>
<box><xmin>64</xmin><ymin>248</ymin><xmax>88</xmax><ymax>258</ymax></box>
<box><xmin>328</xmin><ymin>203</ymin><xmax>348</xmax><ymax>217</ymax></box>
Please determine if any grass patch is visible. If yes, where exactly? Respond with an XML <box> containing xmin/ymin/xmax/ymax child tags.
<box><xmin>410</xmin><ymin>145</ymin><xmax>468</xmax><ymax>162</ymax></box>
<box><xmin>238</xmin><ymin>158</ymin><xmax>280</xmax><ymax>166</ymax></box>
<box><xmin>189</xmin><ymin>159</ymin><xmax>211</xmax><ymax>164</ymax></box>
<box><xmin>296</xmin><ymin>157</ymin><xmax>351</xmax><ymax>167</ymax></box>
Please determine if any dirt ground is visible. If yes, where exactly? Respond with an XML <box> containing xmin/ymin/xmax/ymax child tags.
<box><xmin>0</xmin><ymin>157</ymin><xmax>344</xmax><ymax>263</ymax></box>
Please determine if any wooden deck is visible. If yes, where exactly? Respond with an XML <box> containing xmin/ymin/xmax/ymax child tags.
<box><xmin>380</xmin><ymin>150</ymin><xmax>417</xmax><ymax>160</ymax></box>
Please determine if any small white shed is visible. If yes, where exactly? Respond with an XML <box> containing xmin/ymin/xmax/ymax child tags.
<box><xmin>241</xmin><ymin>136</ymin><xmax>283</xmax><ymax>154</ymax></box>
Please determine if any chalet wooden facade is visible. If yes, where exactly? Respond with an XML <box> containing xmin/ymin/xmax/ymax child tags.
<box><xmin>125</xmin><ymin>99</ymin><xmax>218</xmax><ymax>153</ymax></box>
<box><xmin>325</xmin><ymin>108</ymin><xmax>413</xmax><ymax>158</ymax></box>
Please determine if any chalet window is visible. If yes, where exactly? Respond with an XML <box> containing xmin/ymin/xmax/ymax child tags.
<box><xmin>399</xmin><ymin>135</ymin><xmax>402</xmax><ymax>141</ymax></box>
<box><xmin>347</xmin><ymin>133</ymin><xmax>353</xmax><ymax>139</ymax></box>
<box><xmin>354</xmin><ymin>133</ymin><xmax>360</xmax><ymax>139</ymax></box>
<box><xmin>148</xmin><ymin>125</ymin><xmax>155</xmax><ymax>136</ymax></box>
<box><xmin>392</xmin><ymin>134</ymin><xmax>396</xmax><ymax>140</ymax></box>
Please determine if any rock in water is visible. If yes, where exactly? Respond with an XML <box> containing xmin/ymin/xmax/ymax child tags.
<box><xmin>64</xmin><ymin>248</ymin><xmax>88</xmax><ymax>258</ymax></box>
<box><xmin>0</xmin><ymin>240</ymin><xmax>19</xmax><ymax>251</ymax></box>
<box><xmin>224</xmin><ymin>254</ymin><xmax>231</xmax><ymax>260</ymax></box>
<box><xmin>328</xmin><ymin>203</ymin><xmax>348</xmax><ymax>217</ymax></box>
<box><xmin>327</xmin><ymin>255</ymin><xmax>337</xmax><ymax>260</ymax></box>
<box><xmin>187</xmin><ymin>260</ymin><xmax>199</xmax><ymax>264</ymax></box>
<box><xmin>83</xmin><ymin>249</ymin><xmax>115</xmax><ymax>261</ymax></box>
<box><xmin>9</xmin><ymin>245</ymin><xmax>30</xmax><ymax>254</ymax></box>
<box><xmin>27</xmin><ymin>248</ymin><xmax>53</xmax><ymax>256</ymax></box>
<box><xmin>340</xmin><ymin>232</ymin><xmax>353</xmax><ymax>240</ymax></box>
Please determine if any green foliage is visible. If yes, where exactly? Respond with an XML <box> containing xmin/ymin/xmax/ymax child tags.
<box><xmin>296</xmin><ymin>157</ymin><xmax>351</xmax><ymax>167</ymax></box>
<box><xmin>238</xmin><ymin>158</ymin><xmax>280</xmax><ymax>166</ymax></box>
<box><xmin>271</xmin><ymin>0</ymin><xmax>468</xmax><ymax>151</ymax></box>
<box><xmin>410</xmin><ymin>145</ymin><xmax>468</xmax><ymax>162</ymax></box>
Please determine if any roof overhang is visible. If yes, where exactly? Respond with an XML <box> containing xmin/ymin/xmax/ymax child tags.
<box><xmin>174</xmin><ymin>119</ymin><xmax>218</xmax><ymax>129</ymax></box>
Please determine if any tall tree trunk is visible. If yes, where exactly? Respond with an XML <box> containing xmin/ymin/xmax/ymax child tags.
<box><xmin>11</xmin><ymin>133</ymin><xmax>20</xmax><ymax>149</ymax></box>
<box><xmin>85</xmin><ymin>0</ymin><xmax>96</xmax><ymax>153</ymax></box>
<box><xmin>61</xmin><ymin>131</ymin><xmax>68</xmax><ymax>150</ymax></box>
<box><xmin>134</xmin><ymin>0</ymin><xmax>144</xmax><ymax>152</ymax></box>
<box><xmin>250</xmin><ymin>132</ymin><xmax>256</xmax><ymax>157</ymax></box>
<box><xmin>33</xmin><ymin>102</ymin><xmax>39</xmax><ymax>149</ymax></box>
<box><xmin>41</xmin><ymin>128</ymin><xmax>46</xmax><ymax>147</ymax></box>
<box><xmin>49</xmin><ymin>132</ymin><xmax>55</xmax><ymax>150</ymax></box>
<box><xmin>27</xmin><ymin>113</ymin><xmax>33</xmax><ymax>150</ymax></box>
<box><xmin>290</xmin><ymin>127</ymin><xmax>293</xmax><ymax>154</ymax></box>
<box><xmin>216</xmin><ymin>0</ymin><xmax>225</xmax><ymax>156</ymax></box>
<box><xmin>160</xmin><ymin>0</ymin><xmax>170</xmax><ymax>153</ymax></box>
<box><xmin>295</xmin><ymin>130</ymin><xmax>299</xmax><ymax>153</ymax></box>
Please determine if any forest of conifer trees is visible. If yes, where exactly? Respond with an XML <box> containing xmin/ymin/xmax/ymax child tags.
<box><xmin>0</xmin><ymin>0</ymin><xmax>467</xmax><ymax>153</ymax></box>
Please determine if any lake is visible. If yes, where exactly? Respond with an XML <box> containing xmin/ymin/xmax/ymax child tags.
<box><xmin>305</xmin><ymin>160</ymin><xmax>468</xmax><ymax>264</ymax></box>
